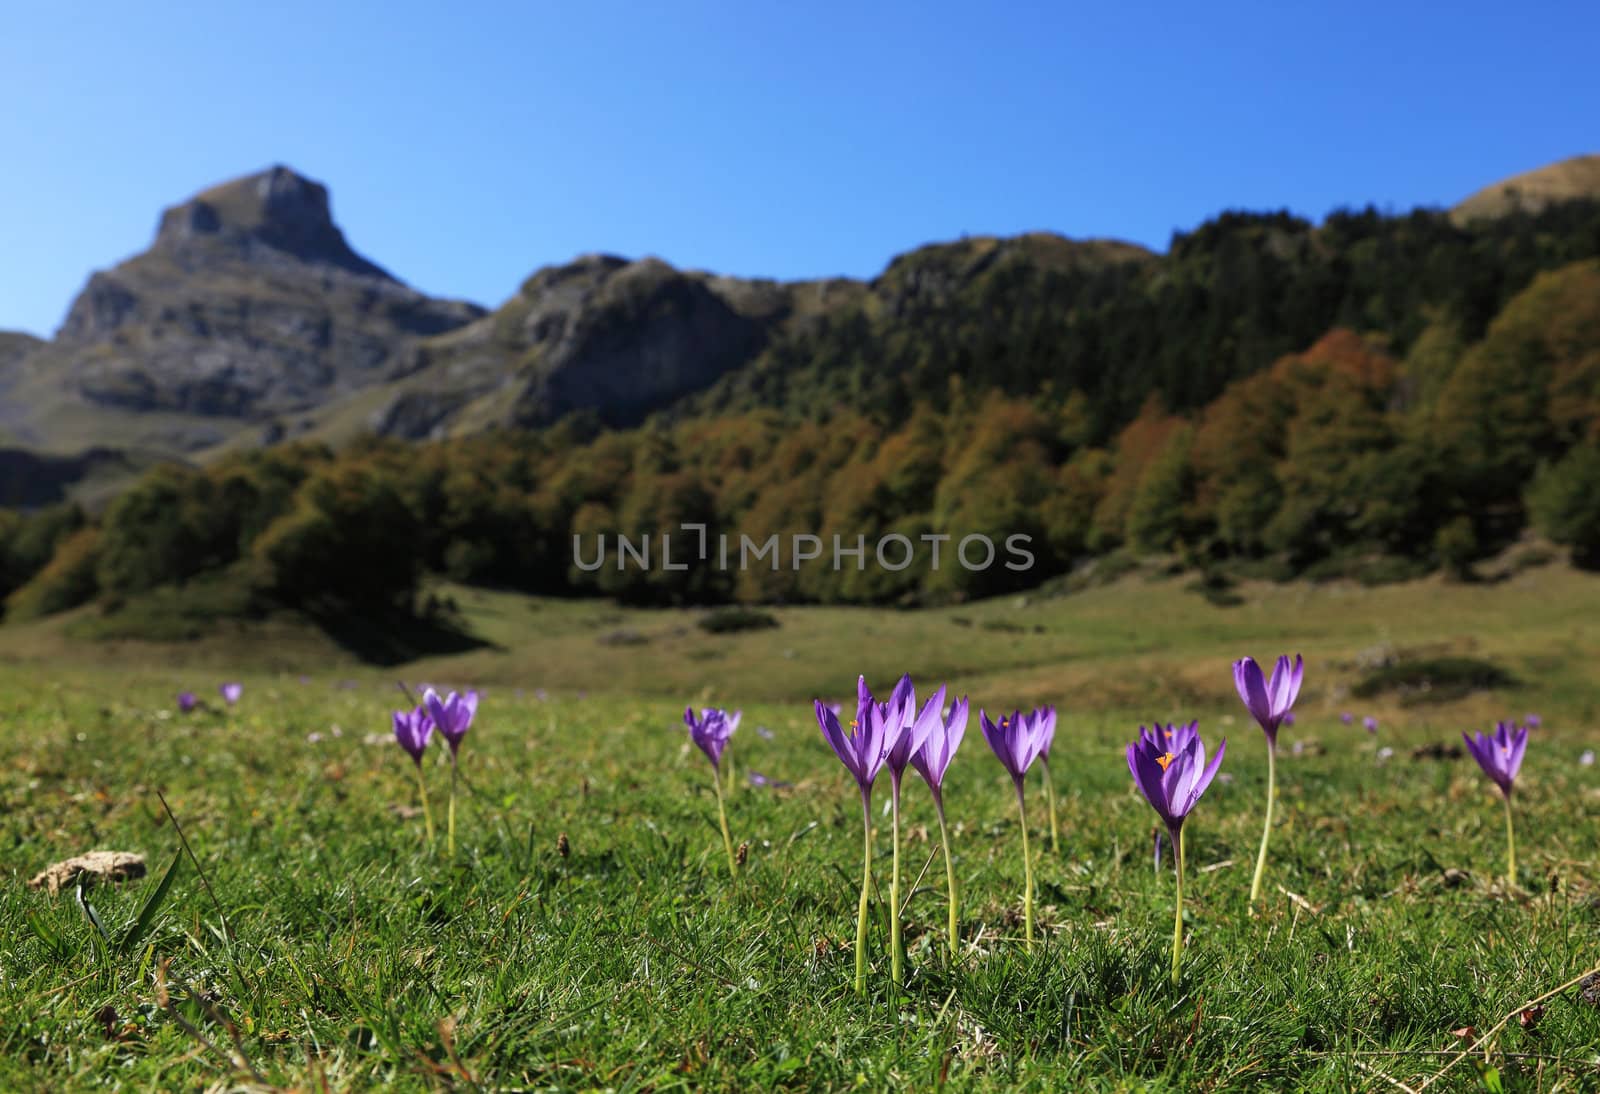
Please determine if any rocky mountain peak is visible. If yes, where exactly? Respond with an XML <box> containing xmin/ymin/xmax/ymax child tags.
<box><xmin>152</xmin><ymin>164</ymin><xmax>391</xmax><ymax>279</ymax></box>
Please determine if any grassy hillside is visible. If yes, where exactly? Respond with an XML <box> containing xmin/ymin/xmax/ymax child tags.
<box><xmin>6</xmin><ymin>556</ymin><xmax>1595</xmax><ymax>730</ymax></box>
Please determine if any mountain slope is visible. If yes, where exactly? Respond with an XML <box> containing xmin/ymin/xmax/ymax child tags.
<box><xmin>1451</xmin><ymin>154</ymin><xmax>1600</xmax><ymax>224</ymax></box>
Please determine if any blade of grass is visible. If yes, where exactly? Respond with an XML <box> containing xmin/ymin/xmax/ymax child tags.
<box><xmin>121</xmin><ymin>848</ymin><xmax>183</xmax><ymax>955</ymax></box>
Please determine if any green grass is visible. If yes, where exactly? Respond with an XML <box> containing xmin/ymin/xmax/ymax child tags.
<box><xmin>2</xmin><ymin>567</ymin><xmax>1599</xmax><ymax>1089</ymax></box>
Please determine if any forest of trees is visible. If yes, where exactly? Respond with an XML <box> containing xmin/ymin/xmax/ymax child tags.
<box><xmin>3</xmin><ymin>202</ymin><xmax>1600</xmax><ymax>620</ymax></box>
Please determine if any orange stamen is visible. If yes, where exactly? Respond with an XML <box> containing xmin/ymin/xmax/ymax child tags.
<box><xmin>1156</xmin><ymin>752</ymin><xmax>1175</xmax><ymax>771</ymax></box>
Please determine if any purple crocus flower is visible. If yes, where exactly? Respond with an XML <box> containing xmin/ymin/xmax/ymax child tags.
<box><xmin>1127</xmin><ymin>722</ymin><xmax>1225</xmax><ymax>984</ymax></box>
<box><xmin>1363</xmin><ymin>716</ymin><xmax>1378</xmax><ymax>735</ymax></box>
<box><xmin>1127</xmin><ymin>724</ymin><xmax>1226</xmax><ymax>837</ymax></box>
<box><xmin>1464</xmin><ymin>721</ymin><xmax>1530</xmax><ymax>886</ymax></box>
<box><xmin>885</xmin><ymin>677</ymin><xmax>937</xmax><ymax>784</ymax></box>
<box><xmin>1282</xmin><ymin>712</ymin><xmax>1296</xmax><ymax>727</ymax></box>
<box><xmin>177</xmin><ymin>691</ymin><xmax>197</xmax><ymax>714</ymax></box>
<box><xmin>909</xmin><ymin>693</ymin><xmax>970</xmax><ymax>797</ymax></box>
<box><xmin>392</xmin><ymin>703</ymin><xmax>437</xmax><ymax>844</ymax></box>
<box><xmin>684</xmin><ymin>706</ymin><xmax>740</xmax><ymax>772</ymax></box>
<box><xmin>220</xmin><ymin>682</ymin><xmax>242</xmax><ymax>706</ymax></box>
<box><xmin>980</xmin><ymin>707</ymin><xmax>1049</xmax><ymax>949</ymax></box>
<box><xmin>857</xmin><ymin>673</ymin><xmax>921</xmax><ymax>988</ymax></box>
<box><xmin>816</xmin><ymin>676</ymin><xmax>907</xmax><ymax>795</ymax></box>
<box><xmin>687</xmin><ymin>705</ymin><xmax>742</xmax><ymax>876</ymax></box>
<box><xmin>911</xmin><ymin>690</ymin><xmax>969</xmax><ymax>959</ymax></box>
<box><xmin>424</xmin><ymin>688</ymin><xmax>478</xmax><ymax>759</ymax></box>
<box><xmin>1341</xmin><ymin>712</ymin><xmax>1354</xmax><ymax>725</ymax></box>
<box><xmin>1137</xmin><ymin>720</ymin><xmax>1200</xmax><ymax>756</ymax></box>
<box><xmin>1463</xmin><ymin>722</ymin><xmax>1528</xmax><ymax>799</ymax></box>
<box><xmin>392</xmin><ymin>706</ymin><xmax>433</xmax><ymax>765</ymax></box>
<box><xmin>756</xmin><ymin>725</ymin><xmax>776</xmax><ymax>740</ymax></box>
<box><xmin>816</xmin><ymin>675</ymin><xmax>914</xmax><ymax>994</ymax></box>
<box><xmin>1233</xmin><ymin>653</ymin><xmax>1301</xmax><ymax>909</ymax></box>
<box><xmin>1232</xmin><ymin>655</ymin><xmax>1302</xmax><ymax>744</ymax></box>
<box><xmin>980</xmin><ymin>709</ymin><xmax>1047</xmax><ymax>788</ymax></box>
<box><xmin>1524</xmin><ymin>713</ymin><xmax>1542</xmax><ymax>729</ymax></box>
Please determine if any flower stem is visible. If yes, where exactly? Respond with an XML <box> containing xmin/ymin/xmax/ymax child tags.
<box><xmin>447</xmin><ymin>758</ymin><xmax>458</xmax><ymax>859</ymax></box>
<box><xmin>1503</xmin><ymin>792</ymin><xmax>1517</xmax><ymax>889</ymax></box>
<box><xmin>933</xmin><ymin>790</ymin><xmax>959</xmax><ymax>961</ymax></box>
<box><xmin>890</xmin><ymin>777</ymin><xmax>903</xmax><ymax>991</ymax></box>
<box><xmin>1015</xmin><ymin>778</ymin><xmax>1034</xmax><ymax>951</ymax></box>
<box><xmin>856</xmin><ymin>788</ymin><xmax>873</xmax><ymax>996</ymax></box>
<box><xmin>1249</xmin><ymin>740</ymin><xmax>1276</xmax><ymax>909</ymax></box>
<box><xmin>1042</xmin><ymin>758</ymin><xmax>1060</xmax><ymax>856</ymax></box>
<box><xmin>1171</xmin><ymin>825</ymin><xmax>1186</xmax><ymax>986</ymax></box>
<box><xmin>413</xmin><ymin>761</ymin><xmax>435</xmax><ymax>848</ymax></box>
<box><xmin>713</xmin><ymin>767</ymin><xmax>737</xmax><ymax>878</ymax></box>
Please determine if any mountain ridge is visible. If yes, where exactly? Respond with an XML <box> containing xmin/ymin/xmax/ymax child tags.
<box><xmin>3</xmin><ymin>156</ymin><xmax>1599</xmax><ymax>505</ymax></box>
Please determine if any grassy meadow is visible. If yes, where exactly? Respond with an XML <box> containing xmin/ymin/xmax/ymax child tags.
<box><xmin>2</xmin><ymin>561</ymin><xmax>1599</xmax><ymax>1090</ymax></box>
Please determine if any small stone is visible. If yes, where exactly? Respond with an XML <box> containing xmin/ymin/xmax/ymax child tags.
<box><xmin>29</xmin><ymin>851</ymin><xmax>146</xmax><ymax>895</ymax></box>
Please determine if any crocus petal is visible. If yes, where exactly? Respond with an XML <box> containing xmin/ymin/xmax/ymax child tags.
<box><xmin>1186</xmin><ymin>737</ymin><xmax>1226</xmax><ymax>813</ymax></box>
<box><xmin>1507</xmin><ymin>724</ymin><xmax>1529</xmax><ymax>780</ymax></box>
<box><xmin>1129</xmin><ymin>744</ymin><xmax>1176</xmax><ymax>829</ymax></box>
<box><xmin>816</xmin><ymin>700</ymin><xmax>852</xmax><ymax>772</ymax></box>
<box><xmin>1269</xmin><ymin>655</ymin><xmax>1303</xmax><ymax>715</ymax></box>
<box><xmin>1233</xmin><ymin>658</ymin><xmax>1271</xmax><ymax>730</ymax></box>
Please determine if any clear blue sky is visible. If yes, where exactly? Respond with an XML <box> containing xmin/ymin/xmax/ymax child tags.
<box><xmin>2</xmin><ymin>1</ymin><xmax>1596</xmax><ymax>337</ymax></box>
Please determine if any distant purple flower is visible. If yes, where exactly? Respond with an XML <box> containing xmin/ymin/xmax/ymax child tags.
<box><xmin>1463</xmin><ymin>722</ymin><xmax>1529</xmax><ymax>798</ymax></box>
<box><xmin>756</xmin><ymin>725</ymin><xmax>776</xmax><ymax>740</ymax></box>
<box><xmin>684</xmin><ymin>706</ymin><xmax>740</xmax><ymax>771</ymax></box>
<box><xmin>1341</xmin><ymin>712</ymin><xmax>1354</xmax><ymax>725</ymax></box>
<box><xmin>748</xmin><ymin>769</ymin><xmax>793</xmax><ymax>789</ymax></box>
<box><xmin>177</xmin><ymin>691</ymin><xmax>197</xmax><ymax>714</ymax></box>
<box><xmin>307</xmin><ymin>731</ymin><xmax>324</xmax><ymax>744</ymax></box>
<box><xmin>297</xmin><ymin>675</ymin><xmax>311</xmax><ymax>685</ymax></box>
<box><xmin>1232</xmin><ymin>655</ymin><xmax>1302</xmax><ymax>744</ymax></box>
<box><xmin>424</xmin><ymin>688</ymin><xmax>478</xmax><ymax>759</ymax></box>
<box><xmin>535</xmin><ymin>688</ymin><xmax>549</xmax><ymax>702</ymax></box>
<box><xmin>1524</xmin><ymin>713</ymin><xmax>1542</xmax><ymax>729</ymax></box>
<box><xmin>220</xmin><ymin>682</ymin><xmax>242</xmax><ymax>706</ymax></box>
<box><xmin>392</xmin><ymin>705</ymin><xmax>434</xmax><ymax>765</ymax></box>
<box><xmin>1376</xmin><ymin>746</ymin><xmax>1394</xmax><ymax>764</ymax></box>
<box><xmin>1282</xmin><ymin>712</ymin><xmax>1296</xmax><ymax>727</ymax></box>
<box><xmin>1580</xmin><ymin>750</ymin><xmax>1595</xmax><ymax>767</ymax></box>
<box><xmin>1363</xmin><ymin>716</ymin><xmax>1378</xmax><ymax>734</ymax></box>
<box><xmin>1033</xmin><ymin>706</ymin><xmax>1058</xmax><ymax>761</ymax></box>
<box><xmin>1127</xmin><ymin>724</ymin><xmax>1225</xmax><ymax>837</ymax></box>
<box><xmin>1137</xmin><ymin>720</ymin><xmax>1200</xmax><ymax>756</ymax></box>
